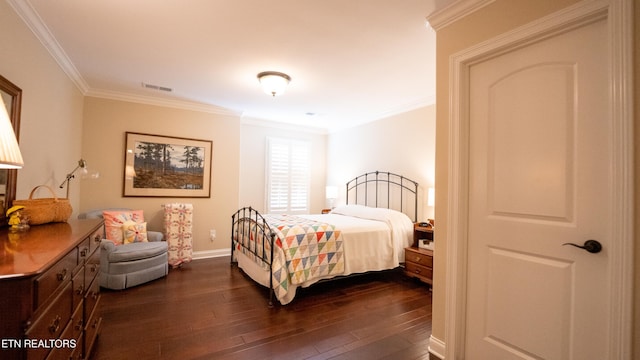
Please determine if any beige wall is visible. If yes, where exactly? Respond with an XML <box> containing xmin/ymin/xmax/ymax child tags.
<box><xmin>327</xmin><ymin>105</ymin><xmax>436</xmax><ymax>220</ymax></box>
<box><xmin>80</xmin><ymin>97</ymin><xmax>241</xmax><ymax>254</ymax></box>
<box><xmin>1</xmin><ymin>0</ymin><xmax>85</xmax><ymax>211</ymax></box>
<box><xmin>238</xmin><ymin>120</ymin><xmax>327</xmax><ymax>213</ymax></box>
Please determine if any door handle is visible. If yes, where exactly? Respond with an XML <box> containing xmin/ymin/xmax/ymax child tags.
<box><xmin>562</xmin><ymin>240</ymin><xmax>602</xmax><ymax>253</ymax></box>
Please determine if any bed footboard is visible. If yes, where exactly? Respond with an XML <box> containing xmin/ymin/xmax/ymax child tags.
<box><xmin>230</xmin><ymin>207</ymin><xmax>277</xmax><ymax>305</ymax></box>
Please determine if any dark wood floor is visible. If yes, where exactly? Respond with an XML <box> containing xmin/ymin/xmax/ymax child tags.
<box><xmin>90</xmin><ymin>257</ymin><xmax>433</xmax><ymax>360</ymax></box>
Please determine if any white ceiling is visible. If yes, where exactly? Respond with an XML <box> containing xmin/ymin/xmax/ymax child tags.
<box><xmin>14</xmin><ymin>0</ymin><xmax>453</xmax><ymax>131</ymax></box>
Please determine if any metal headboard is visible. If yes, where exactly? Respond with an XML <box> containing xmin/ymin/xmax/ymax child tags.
<box><xmin>345</xmin><ymin>171</ymin><xmax>419</xmax><ymax>222</ymax></box>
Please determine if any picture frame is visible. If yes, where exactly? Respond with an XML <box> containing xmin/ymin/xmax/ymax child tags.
<box><xmin>123</xmin><ymin>132</ymin><xmax>212</xmax><ymax>197</ymax></box>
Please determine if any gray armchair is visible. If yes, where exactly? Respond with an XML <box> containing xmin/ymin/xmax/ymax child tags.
<box><xmin>79</xmin><ymin>208</ymin><xmax>168</xmax><ymax>290</ymax></box>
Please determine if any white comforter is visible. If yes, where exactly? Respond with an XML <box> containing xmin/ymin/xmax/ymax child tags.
<box><xmin>302</xmin><ymin>205</ymin><xmax>414</xmax><ymax>274</ymax></box>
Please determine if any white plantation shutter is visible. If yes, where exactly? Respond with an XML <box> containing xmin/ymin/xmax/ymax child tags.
<box><xmin>289</xmin><ymin>141</ymin><xmax>310</xmax><ymax>212</ymax></box>
<box><xmin>266</xmin><ymin>138</ymin><xmax>310</xmax><ymax>214</ymax></box>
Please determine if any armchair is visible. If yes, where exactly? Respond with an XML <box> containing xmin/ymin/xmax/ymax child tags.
<box><xmin>79</xmin><ymin>208</ymin><xmax>168</xmax><ymax>290</ymax></box>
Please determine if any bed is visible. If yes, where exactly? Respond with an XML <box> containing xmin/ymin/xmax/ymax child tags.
<box><xmin>230</xmin><ymin>171</ymin><xmax>419</xmax><ymax>305</ymax></box>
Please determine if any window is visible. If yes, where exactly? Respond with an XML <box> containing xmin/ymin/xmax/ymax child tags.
<box><xmin>266</xmin><ymin>137</ymin><xmax>310</xmax><ymax>214</ymax></box>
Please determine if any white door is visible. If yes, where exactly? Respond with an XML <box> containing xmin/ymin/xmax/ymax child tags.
<box><xmin>465</xmin><ymin>17</ymin><xmax>609</xmax><ymax>359</ymax></box>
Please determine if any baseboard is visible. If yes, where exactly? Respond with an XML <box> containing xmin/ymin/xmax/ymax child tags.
<box><xmin>192</xmin><ymin>248</ymin><xmax>231</xmax><ymax>260</ymax></box>
<box><xmin>428</xmin><ymin>335</ymin><xmax>445</xmax><ymax>360</ymax></box>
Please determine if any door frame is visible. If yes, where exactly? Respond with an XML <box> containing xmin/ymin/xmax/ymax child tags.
<box><xmin>444</xmin><ymin>0</ymin><xmax>634</xmax><ymax>359</ymax></box>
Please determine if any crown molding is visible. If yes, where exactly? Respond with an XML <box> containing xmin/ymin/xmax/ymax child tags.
<box><xmin>426</xmin><ymin>0</ymin><xmax>496</xmax><ymax>31</ymax></box>
<box><xmin>7</xmin><ymin>0</ymin><xmax>90</xmax><ymax>93</ymax></box>
<box><xmin>321</xmin><ymin>95</ymin><xmax>436</xmax><ymax>133</ymax></box>
<box><xmin>373</xmin><ymin>94</ymin><xmax>436</xmax><ymax>122</ymax></box>
<box><xmin>86</xmin><ymin>89</ymin><xmax>239</xmax><ymax>116</ymax></box>
<box><xmin>241</xmin><ymin>116</ymin><xmax>328</xmax><ymax>135</ymax></box>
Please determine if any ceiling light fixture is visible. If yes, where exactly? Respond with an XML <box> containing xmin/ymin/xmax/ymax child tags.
<box><xmin>257</xmin><ymin>71</ymin><xmax>291</xmax><ymax>97</ymax></box>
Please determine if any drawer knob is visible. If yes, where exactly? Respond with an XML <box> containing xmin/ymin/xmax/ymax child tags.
<box><xmin>80</xmin><ymin>248</ymin><xmax>88</xmax><ymax>257</ymax></box>
<box><xmin>48</xmin><ymin>315</ymin><xmax>61</xmax><ymax>334</ymax></box>
<box><xmin>76</xmin><ymin>285</ymin><xmax>84</xmax><ymax>295</ymax></box>
<box><xmin>94</xmin><ymin>234</ymin><xmax>102</xmax><ymax>243</ymax></box>
<box><xmin>414</xmin><ymin>269</ymin><xmax>422</xmax><ymax>274</ymax></box>
<box><xmin>57</xmin><ymin>268</ymin><xmax>68</xmax><ymax>281</ymax></box>
<box><xmin>414</xmin><ymin>256</ymin><xmax>421</xmax><ymax>262</ymax></box>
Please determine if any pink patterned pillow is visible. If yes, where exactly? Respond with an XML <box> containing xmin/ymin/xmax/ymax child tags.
<box><xmin>102</xmin><ymin>210</ymin><xmax>144</xmax><ymax>245</ymax></box>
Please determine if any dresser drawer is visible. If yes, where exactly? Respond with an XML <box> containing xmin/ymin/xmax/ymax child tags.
<box><xmin>34</xmin><ymin>249</ymin><xmax>77</xmax><ymax>312</ymax></box>
<box><xmin>404</xmin><ymin>248</ymin><xmax>433</xmax><ymax>268</ymax></box>
<box><xmin>70</xmin><ymin>302</ymin><xmax>84</xmax><ymax>344</ymax></box>
<box><xmin>71</xmin><ymin>269</ymin><xmax>84</xmax><ymax>312</ymax></box>
<box><xmin>404</xmin><ymin>261</ymin><xmax>433</xmax><ymax>281</ymax></box>
<box><xmin>88</xmin><ymin>226</ymin><xmax>104</xmax><ymax>256</ymax></box>
<box><xmin>26</xmin><ymin>282</ymin><xmax>73</xmax><ymax>360</ymax></box>
<box><xmin>78</xmin><ymin>238</ymin><xmax>91</xmax><ymax>266</ymax></box>
<box><xmin>84</xmin><ymin>296</ymin><xmax>101</xmax><ymax>359</ymax></box>
<box><xmin>43</xmin><ymin>307</ymin><xmax>80</xmax><ymax>360</ymax></box>
<box><xmin>84</xmin><ymin>249</ymin><xmax>100</xmax><ymax>290</ymax></box>
<box><xmin>69</xmin><ymin>344</ymin><xmax>82</xmax><ymax>360</ymax></box>
<box><xmin>84</xmin><ymin>276</ymin><xmax>100</xmax><ymax>322</ymax></box>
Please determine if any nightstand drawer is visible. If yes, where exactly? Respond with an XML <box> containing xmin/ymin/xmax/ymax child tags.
<box><xmin>405</xmin><ymin>248</ymin><xmax>433</xmax><ymax>268</ymax></box>
<box><xmin>404</xmin><ymin>262</ymin><xmax>433</xmax><ymax>279</ymax></box>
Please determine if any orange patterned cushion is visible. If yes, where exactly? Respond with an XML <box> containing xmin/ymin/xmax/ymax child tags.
<box><xmin>102</xmin><ymin>210</ymin><xmax>144</xmax><ymax>245</ymax></box>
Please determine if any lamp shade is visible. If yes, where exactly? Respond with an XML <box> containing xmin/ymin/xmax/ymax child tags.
<box><xmin>257</xmin><ymin>71</ymin><xmax>291</xmax><ymax>96</ymax></box>
<box><xmin>325</xmin><ymin>186</ymin><xmax>338</xmax><ymax>200</ymax></box>
<box><xmin>0</xmin><ymin>96</ymin><xmax>23</xmax><ymax>169</ymax></box>
<box><xmin>427</xmin><ymin>187</ymin><xmax>435</xmax><ymax>207</ymax></box>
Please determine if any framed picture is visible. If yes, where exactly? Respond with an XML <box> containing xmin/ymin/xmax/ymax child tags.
<box><xmin>123</xmin><ymin>132</ymin><xmax>212</xmax><ymax>197</ymax></box>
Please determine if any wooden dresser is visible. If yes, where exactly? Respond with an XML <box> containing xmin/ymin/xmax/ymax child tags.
<box><xmin>0</xmin><ymin>219</ymin><xmax>104</xmax><ymax>360</ymax></box>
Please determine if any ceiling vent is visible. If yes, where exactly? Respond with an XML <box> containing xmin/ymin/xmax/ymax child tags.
<box><xmin>141</xmin><ymin>82</ymin><xmax>172</xmax><ymax>92</ymax></box>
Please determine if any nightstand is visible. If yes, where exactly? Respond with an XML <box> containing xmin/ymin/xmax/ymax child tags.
<box><xmin>404</xmin><ymin>223</ymin><xmax>434</xmax><ymax>285</ymax></box>
<box><xmin>413</xmin><ymin>223</ymin><xmax>434</xmax><ymax>248</ymax></box>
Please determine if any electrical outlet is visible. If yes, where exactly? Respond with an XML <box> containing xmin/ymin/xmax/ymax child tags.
<box><xmin>209</xmin><ymin>229</ymin><xmax>216</xmax><ymax>241</ymax></box>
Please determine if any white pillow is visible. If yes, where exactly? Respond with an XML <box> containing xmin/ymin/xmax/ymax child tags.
<box><xmin>331</xmin><ymin>204</ymin><xmax>411</xmax><ymax>223</ymax></box>
<box><xmin>329</xmin><ymin>204</ymin><xmax>367</xmax><ymax>217</ymax></box>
